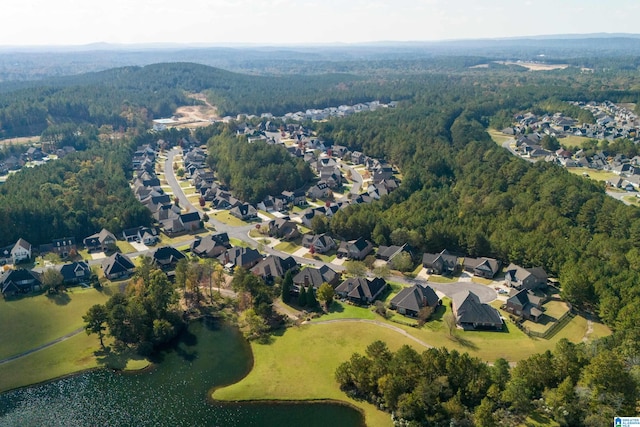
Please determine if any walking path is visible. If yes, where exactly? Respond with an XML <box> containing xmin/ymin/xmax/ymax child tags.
<box><xmin>0</xmin><ymin>327</ymin><xmax>85</xmax><ymax>365</ymax></box>
<box><xmin>304</xmin><ymin>318</ymin><xmax>432</xmax><ymax>349</ymax></box>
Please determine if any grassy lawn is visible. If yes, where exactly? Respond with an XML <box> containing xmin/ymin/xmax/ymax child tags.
<box><xmin>115</xmin><ymin>240</ymin><xmax>137</xmax><ymax>254</ymax></box>
<box><xmin>0</xmin><ymin>333</ymin><xmax>148</xmax><ymax>393</ymax></box>
<box><xmin>623</xmin><ymin>195</ymin><xmax>640</xmax><ymax>206</ymax></box>
<box><xmin>543</xmin><ymin>299</ymin><xmax>571</xmax><ymax>319</ymax></box>
<box><xmin>558</xmin><ymin>135</ymin><xmax>589</xmax><ymax>148</ymax></box>
<box><xmin>213</xmin><ymin>322</ymin><xmax>428</xmax><ymax>427</ymax></box>
<box><xmin>179</xmin><ymin>181</ymin><xmax>191</xmax><ymax>189</ymax></box>
<box><xmin>229</xmin><ymin>238</ymin><xmax>250</xmax><ymax>248</ymax></box>
<box><xmin>0</xmin><ymin>285</ymin><xmax>121</xmax><ymax>360</ymax></box>
<box><xmin>274</xmin><ymin>240</ymin><xmax>302</xmax><ymax>254</ymax></box>
<box><xmin>212</xmin><ymin>211</ymin><xmax>248</xmax><ymax>227</ymax></box>
<box><xmin>249</xmin><ymin>229</ymin><xmax>268</xmax><ymax>238</ymax></box>
<box><xmin>303</xmin><ymin>252</ymin><xmax>336</xmax><ymax>263</ymax></box>
<box><xmin>313</xmin><ymin>300</ymin><xmax>377</xmax><ymax>321</ymax></box>
<box><xmin>427</xmin><ymin>274</ymin><xmax>458</xmax><ymax>283</ymax></box>
<box><xmin>258</xmin><ymin>210</ymin><xmax>276</xmax><ymax>219</ymax></box>
<box><xmin>566</xmin><ymin>167</ymin><xmax>616</xmax><ymax>182</ymax></box>
<box><xmin>158</xmin><ymin>230</ymin><xmax>209</xmax><ymax>246</ymax></box>
<box><xmin>471</xmin><ymin>276</ymin><xmax>494</xmax><ymax>285</ymax></box>
<box><xmin>487</xmin><ymin>129</ymin><xmax>513</xmax><ymax>145</ymax></box>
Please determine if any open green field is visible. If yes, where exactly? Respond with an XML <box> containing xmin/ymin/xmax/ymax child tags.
<box><xmin>487</xmin><ymin>129</ymin><xmax>513</xmax><ymax>145</ymax></box>
<box><xmin>566</xmin><ymin>167</ymin><xmax>616</xmax><ymax>182</ymax></box>
<box><xmin>0</xmin><ymin>286</ymin><xmax>122</xmax><ymax>360</ymax></box>
<box><xmin>0</xmin><ymin>332</ymin><xmax>148</xmax><ymax>393</ymax></box>
<box><xmin>211</xmin><ymin>210</ymin><xmax>248</xmax><ymax>227</ymax></box>
<box><xmin>558</xmin><ymin>135</ymin><xmax>589</xmax><ymax>148</ymax></box>
<box><xmin>213</xmin><ymin>322</ymin><xmax>425</xmax><ymax>427</ymax></box>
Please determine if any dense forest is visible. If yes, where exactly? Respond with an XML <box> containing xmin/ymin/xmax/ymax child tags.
<box><xmin>206</xmin><ymin>130</ymin><xmax>313</xmax><ymax>204</ymax></box>
<box><xmin>336</xmin><ymin>339</ymin><xmax>634</xmax><ymax>426</ymax></box>
<box><xmin>2</xmin><ymin>54</ymin><xmax>640</xmax><ymax>422</ymax></box>
<box><xmin>0</xmin><ymin>131</ymin><xmax>151</xmax><ymax>247</ymax></box>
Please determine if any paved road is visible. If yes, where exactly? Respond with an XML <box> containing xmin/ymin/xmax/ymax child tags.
<box><xmin>339</xmin><ymin>161</ymin><xmax>363</xmax><ymax>195</ymax></box>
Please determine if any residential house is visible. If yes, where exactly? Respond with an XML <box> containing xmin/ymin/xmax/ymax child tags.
<box><xmin>505</xmin><ymin>289</ymin><xmax>546</xmax><ymax>322</ymax></box>
<box><xmin>49</xmin><ymin>237</ymin><xmax>77</xmax><ymax>258</ymax></box>
<box><xmin>307</xmin><ymin>182</ymin><xmax>330</xmax><ymax>200</ymax></box>
<box><xmin>83</xmin><ymin>228</ymin><xmax>117</xmax><ymax>253</ymax></box>
<box><xmin>10</xmin><ymin>238</ymin><xmax>32</xmax><ymax>264</ymax></box>
<box><xmin>179</xmin><ymin>212</ymin><xmax>202</xmax><ymax>232</ymax></box>
<box><xmin>301</xmin><ymin>233</ymin><xmax>336</xmax><ymax>254</ymax></box>
<box><xmin>462</xmin><ymin>257</ymin><xmax>501</xmax><ymax>279</ymax></box>
<box><xmin>251</xmin><ymin>255</ymin><xmax>298</xmax><ymax>283</ymax></box>
<box><xmin>389</xmin><ymin>284</ymin><xmax>440</xmax><ymax>317</ymax></box>
<box><xmin>101</xmin><ymin>253</ymin><xmax>135</xmax><ymax>280</ymax></box>
<box><xmin>335</xmin><ymin>277</ymin><xmax>387</xmax><ymax>305</ymax></box>
<box><xmin>218</xmin><ymin>247</ymin><xmax>262</xmax><ymax>271</ymax></box>
<box><xmin>292</xmin><ymin>265</ymin><xmax>340</xmax><ymax>293</ymax></box>
<box><xmin>190</xmin><ymin>233</ymin><xmax>231</xmax><ymax>258</ymax></box>
<box><xmin>504</xmin><ymin>263</ymin><xmax>548</xmax><ymax>290</ymax></box>
<box><xmin>1</xmin><ymin>269</ymin><xmax>42</xmax><ymax>297</ymax></box>
<box><xmin>376</xmin><ymin>243</ymin><xmax>413</xmax><ymax>262</ymax></box>
<box><xmin>422</xmin><ymin>249</ymin><xmax>459</xmax><ymax>275</ymax></box>
<box><xmin>122</xmin><ymin>226</ymin><xmax>159</xmax><ymax>245</ymax></box>
<box><xmin>452</xmin><ymin>290</ymin><xmax>503</xmax><ymax>331</ymax></box>
<box><xmin>59</xmin><ymin>261</ymin><xmax>92</xmax><ymax>284</ymax></box>
<box><xmin>337</xmin><ymin>237</ymin><xmax>373</xmax><ymax>260</ymax></box>
<box><xmin>152</xmin><ymin>246</ymin><xmax>187</xmax><ymax>270</ymax></box>
<box><xmin>268</xmin><ymin>219</ymin><xmax>300</xmax><ymax>241</ymax></box>
<box><xmin>230</xmin><ymin>203</ymin><xmax>258</xmax><ymax>221</ymax></box>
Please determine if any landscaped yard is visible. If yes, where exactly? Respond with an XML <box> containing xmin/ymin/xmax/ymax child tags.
<box><xmin>213</xmin><ymin>322</ymin><xmax>425</xmax><ymax>427</ymax></box>
<box><xmin>115</xmin><ymin>240</ymin><xmax>137</xmax><ymax>254</ymax></box>
<box><xmin>558</xmin><ymin>135</ymin><xmax>589</xmax><ymax>148</ymax></box>
<box><xmin>0</xmin><ymin>333</ymin><xmax>148</xmax><ymax>393</ymax></box>
<box><xmin>566</xmin><ymin>167</ymin><xmax>616</xmax><ymax>182</ymax></box>
<box><xmin>487</xmin><ymin>129</ymin><xmax>513</xmax><ymax>145</ymax></box>
<box><xmin>0</xmin><ymin>285</ymin><xmax>121</xmax><ymax>360</ymax></box>
<box><xmin>211</xmin><ymin>211</ymin><xmax>248</xmax><ymax>227</ymax></box>
<box><xmin>312</xmin><ymin>300</ymin><xmax>377</xmax><ymax>321</ymax></box>
<box><xmin>229</xmin><ymin>238</ymin><xmax>250</xmax><ymax>248</ymax></box>
<box><xmin>274</xmin><ymin>239</ymin><xmax>302</xmax><ymax>254</ymax></box>
<box><xmin>427</xmin><ymin>274</ymin><xmax>458</xmax><ymax>283</ymax></box>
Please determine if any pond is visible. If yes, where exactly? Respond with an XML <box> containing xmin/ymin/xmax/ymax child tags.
<box><xmin>0</xmin><ymin>319</ymin><xmax>364</xmax><ymax>427</ymax></box>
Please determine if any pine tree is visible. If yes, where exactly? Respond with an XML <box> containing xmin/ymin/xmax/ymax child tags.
<box><xmin>282</xmin><ymin>270</ymin><xmax>293</xmax><ymax>304</ymax></box>
<box><xmin>306</xmin><ymin>285</ymin><xmax>318</xmax><ymax>310</ymax></box>
<box><xmin>297</xmin><ymin>285</ymin><xmax>307</xmax><ymax>307</ymax></box>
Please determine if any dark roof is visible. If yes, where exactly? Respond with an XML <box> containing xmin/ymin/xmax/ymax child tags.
<box><xmin>251</xmin><ymin>255</ymin><xmax>298</xmax><ymax>279</ymax></box>
<box><xmin>1</xmin><ymin>269</ymin><xmax>41</xmax><ymax>294</ymax></box>
<box><xmin>60</xmin><ymin>261</ymin><xmax>91</xmax><ymax>282</ymax></box>
<box><xmin>335</xmin><ymin>277</ymin><xmax>387</xmax><ymax>302</ymax></box>
<box><xmin>218</xmin><ymin>247</ymin><xmax>262</xmax><ymax>268</ymax></box>
<box><xmin>293</xmin><ymin>265</ymin><xmax>338</xmax><ymax>289</ymax></box>
<box><xmin>101</xmin><ymin>253</ymin><xmax>135</xmax><ymax>276</ymax></box>
<box><xmin>453</xmin><ymin>291</ymin><xmax>502</xmax><ymax>326</ymax></box>
<box><xmin>152</xmin><ymin>246</ymin><xmax>186</xmax><ymax>266</ymax></box>
<box><xmin>180</xmin><ymin>211</ymin><xmax>201</xmax><ymax>223</ymax></box>
<box><xmin>390</xmin><ymin>284</ymin><xmax>439</xmax><ymax>313</ymax></box>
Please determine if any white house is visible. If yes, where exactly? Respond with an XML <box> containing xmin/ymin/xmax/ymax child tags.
<box><xmin>11</xmin><ymin>238</ymin><xmax>32</xmax><ymax>264</ymax></box>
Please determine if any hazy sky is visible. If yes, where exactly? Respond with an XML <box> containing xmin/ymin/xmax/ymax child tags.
<box><xmin>2</xmin><ymin>0</ymin><xmax>638</xmax><ymax>46</ymax></box>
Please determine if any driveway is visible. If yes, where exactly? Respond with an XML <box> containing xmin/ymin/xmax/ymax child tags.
<box><xmin>426</xmin><ymin>281</ymin><xmax>497</xmax><ymax>303</ymax></box>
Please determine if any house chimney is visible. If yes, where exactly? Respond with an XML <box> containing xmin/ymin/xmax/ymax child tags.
<box><xmin>304</xmin><ymin>275</ymin><xmax>309</xmax><ymax>286</ymax></box>
<box><xmin>347</xmin><ymin>281</ymin><xmax>353</xmax><ymax>292</ymax></box>
<box><xmin>423</xmin><ymin>295</ymin><xmax>427</xmax><ymax>307</ymax></box>
<box><xmin>224</xmin><ymin>252</ymin><xmax>230</xmax><ymax>264</ymax></box>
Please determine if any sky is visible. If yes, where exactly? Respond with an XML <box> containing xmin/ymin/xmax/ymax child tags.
<box><xmin>2</xmin><ymin>0</ymin><xmax>639</xmax><ymax>46</ymax></box>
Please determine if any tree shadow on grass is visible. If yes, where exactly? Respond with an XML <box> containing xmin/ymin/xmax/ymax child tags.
<box><xmin>447</xmin><ymin>333</ymin><xmax>479</xmax><ymax>350</ymax></box>
<box><xmin>95</xmin><ymin>347</ymin><xmax>147</xmax><ymax>371</ymax></box>
<box><xmin>327</xmin><ymin>300</ymin><xmax>345</xmax><ymax>313</ymax></box>
<box><xmin>46</xmin><ymin>291</ymin><xmax>71</xmax><ymax>306</ymax></box>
